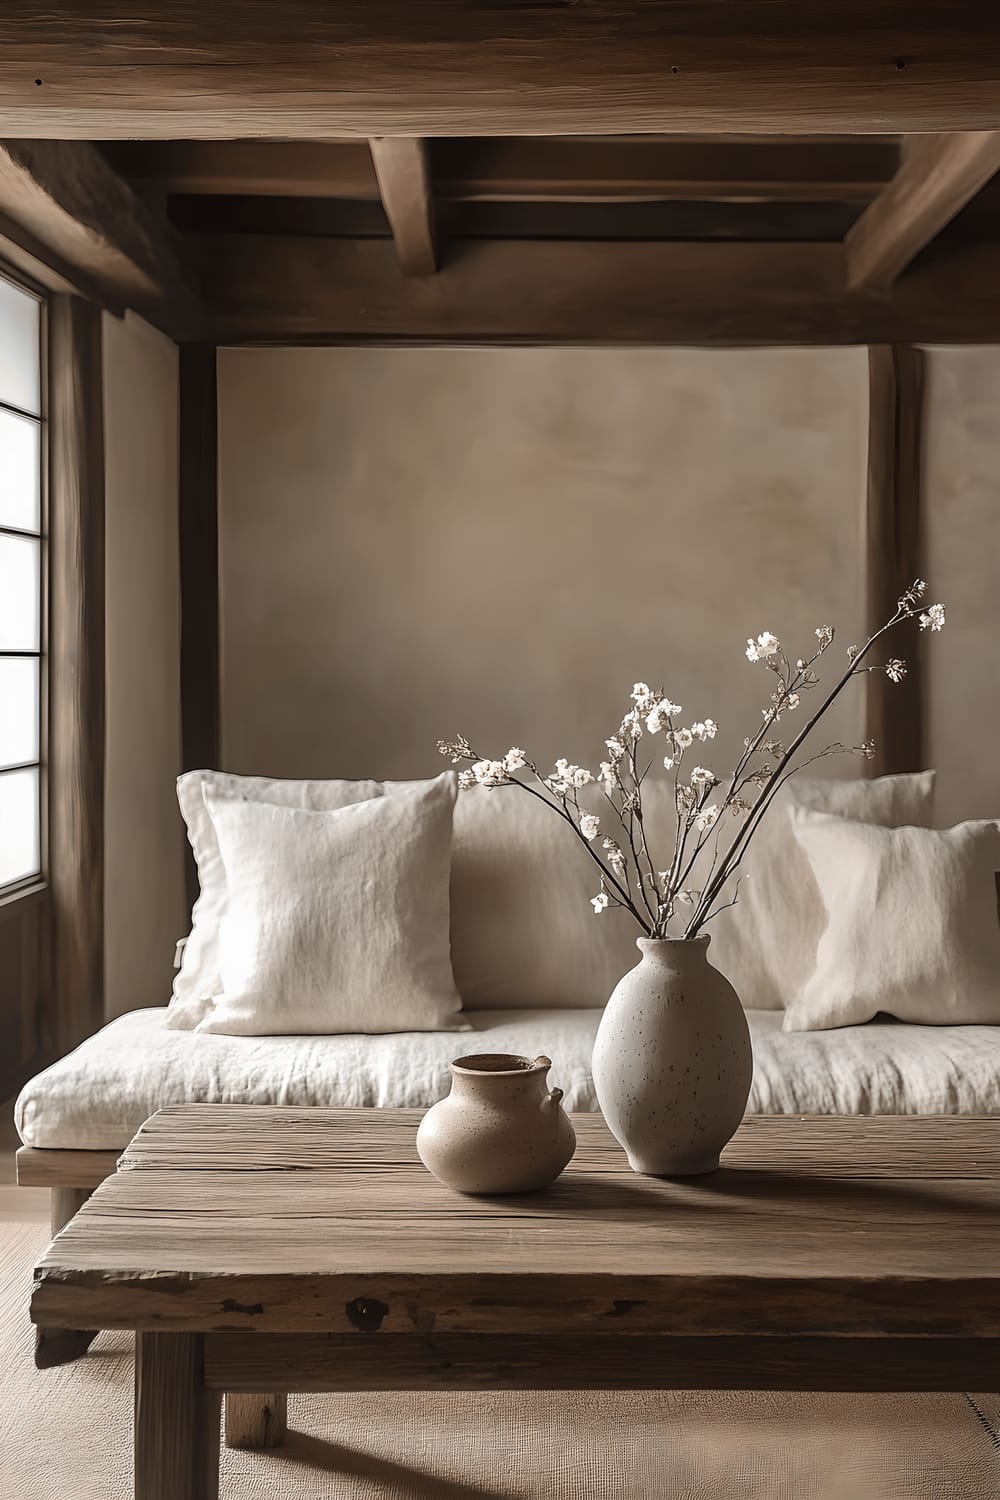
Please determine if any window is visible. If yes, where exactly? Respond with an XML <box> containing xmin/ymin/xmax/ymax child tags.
<box><xmin>0</xmin><ymin>271</ymin><xmax>44</xmax><ymax>892</ymax></box>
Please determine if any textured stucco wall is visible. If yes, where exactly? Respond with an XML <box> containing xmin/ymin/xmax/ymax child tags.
<box><xmin>923</xmin><ymin>347</ymin><xmax>1000</xmax><ymax>828</ymax></box>
<box><xmin>218</xmin><ymin>346</ymin><xmax>870</xmax><ymax>792</ymax></box>
<box><xmin>103</xmin><ymin>311</ymin><xmax>186</xmax><ymax>1019</ymax></box>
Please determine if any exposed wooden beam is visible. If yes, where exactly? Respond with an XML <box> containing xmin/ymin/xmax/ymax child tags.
<box><xmin>101</xmin><ymin>142</ymin><xmax>381</xmax><ymax>200</ymax></box>
<box><xmin>864</xmin><ymin>346</ymin><xmax>925</xmax><ymax>777</ymax></box>
<box><xmin>435</xmin><ymin>139</ymin><xmax>899</xmax><ymax>204</ymax></box>
<box><xmin>369</xmin><ymin>139</ymin><xmax>436</xmax><ymax>275</ymax></box>
<box><xmin>0</xmin><ymin>140</ymin><xmax>203</xmax><ymax>335</ymax></box>
<box><xmin>197</xmin><ymin>235</ymin><xmax>1000</xmax><ymax>347</ymax></box>
<box><xmin>1</xmin><ymin>6</ymin><xmax>999</xmax><ymax>137</ymax></box>
<box><xmin>178</xmin><ymin>344</ymin><xmax>220</xmax><ymax>906</ymax></box>
<box><xmin>846</xmin><ymin>132</ymin><xmax>1000</xmax><ymax>291</ymax></box>
<box><xmin>48</xmin><ymin>295</ymin><xmax>105</xmax><ymax>1053</ymax></box>
<box><xmin>102</xmin><ymin>138</ymin><xmax>898</xmax><ymax>206</ymax></box>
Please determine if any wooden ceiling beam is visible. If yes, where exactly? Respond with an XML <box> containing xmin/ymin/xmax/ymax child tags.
<box><xmin>846</xmin><ymin>132</ymin><xmax>1000</xmax><ymax>291</ymax></box>
<box><xmin>435</xmin><ymin>139</ymin><xmax>899</xmax><ymax>204</ymax></box>
<box><xmin>101</xmin><ymin>142</ymin><xmax>381</xmax><ymax>200</ymax></box>
<box><xmin>369</xmin><ymin>138</ymin><xmax>437</xmax><ymax>275</ymax></box>
<box><xmin>0</xmin><ymin>140</ymin><xmax>203</xmax><ymax>336</ymax></box>
<box><xmin>1</xmin><ymin>5</ymin><xmax>1000</xmax><ymax>137</ymax></box>
<box><xmin>196</xmin><ymin>234</ymin><xmax>1000</xmax><ymax>347</ymax></box>
<box><xmin>102</xmin><ymin>138</ymin><xmax>898</xmax><ymax>206</ymax></box>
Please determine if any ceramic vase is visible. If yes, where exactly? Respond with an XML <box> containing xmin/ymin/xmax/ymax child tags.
<box><xmin>416</xmin><ymin>1053</ymin><xmax>576</xmax><ymax>1194</ymax></box>
<box><xmin>592</xmin><ymin>936</ymin><xmax>752</xmax><ymax>1176</ymax></box>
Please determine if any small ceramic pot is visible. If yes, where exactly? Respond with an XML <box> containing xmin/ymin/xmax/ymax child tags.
<box><xmin>416</xmin><ymin>1053</ymin><xmax>576</xmax><ymax>1194</ymax></box>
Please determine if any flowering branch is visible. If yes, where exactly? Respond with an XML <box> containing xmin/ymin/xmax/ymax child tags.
<box><xmin>437</xmin><ymin>581</ymin><xmax>945</xmax><ymax>941</ymax></box>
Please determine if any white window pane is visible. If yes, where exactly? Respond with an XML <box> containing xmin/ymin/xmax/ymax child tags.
<box><xmin>0</xmin><ymin>766</ymin><xmax>39</xmax><ymax>886</ymax></box>
<box><xmin>0</xmin><ymin>534</ymin><xmax>40</xmax><ymax>650</ymax></box>
<box><xmin>0</xmin><ymin>276</ymin><xmax>41</xmax><ymax>416</ymax></box>
<box><xmin>0</xmin><ymin>407</ymin><xmax>41</xmax><ymax>532</ymax></box>
<box><xmin>0</xmin><ymin>657</ymin><xmax>39</xmax><ymax>768</ymax></box>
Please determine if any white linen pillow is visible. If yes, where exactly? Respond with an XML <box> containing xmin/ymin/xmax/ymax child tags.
<box><xmin>196</xmin><ymin>774</ymin><xmax>467</xmax><ymax>1037</ymax></box>
<box><xmin>707</xmin><ymin>771</ymin><xmax>936</xmax><ymax>1011</ymax></box>
<box><xmin>169</xmin><ymin>770</ymin><xmax>392</xmax><ymax>1028</ymax></box>
<box><xmin>783</xmin><ymin>814</ymin><xmax>1000</xmax><ymax>1032</ymax></box>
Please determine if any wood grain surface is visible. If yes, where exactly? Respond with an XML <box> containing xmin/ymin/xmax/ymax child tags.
<box><xmin>1</xmin><ymin>4</ymin><xmax>1000</xmax><ymax>137</ymax></box>
<box><xmin>32</xmin><ymin>1107</ymin><xmax>1000</xmax><ymax>1352</ymax></box>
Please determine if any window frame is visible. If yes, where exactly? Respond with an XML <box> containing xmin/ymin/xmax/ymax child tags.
<box><xmin>0</xmin><ymin>260</ymin><xmax>48</xmax><ymax>900</ymax></box>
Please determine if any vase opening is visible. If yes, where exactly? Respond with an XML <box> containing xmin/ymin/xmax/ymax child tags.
<box><xmin>451</xmin><ymin>1053</ymin><xmax>549</xmax><ymax>1076</ymax></box>
<box><xmin>636</xmin><ymin>934</ymin><xmax>711</xmax><ymax>952</ymax></box>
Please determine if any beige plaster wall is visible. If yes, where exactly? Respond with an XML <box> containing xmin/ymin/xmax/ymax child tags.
<box><xmin>102</xmin><ymin>311</ymin><xmax>186</xmax><ymax>1019</ymax></box>
<box><xmin>218</xmin><ymin>347</ymin><xmax>870</xmax><ymax>790</ymax></box>
<box><xmin>923</xmin><ymin>347</ymin><xmax>1000</xmax><ymax>828</ymax></box>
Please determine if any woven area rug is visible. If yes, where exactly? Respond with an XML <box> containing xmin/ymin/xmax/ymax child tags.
<box><xmin>3</xmin><ymin>1221</ymin><xmax>999</xmax><ymax>1500</ymax></box>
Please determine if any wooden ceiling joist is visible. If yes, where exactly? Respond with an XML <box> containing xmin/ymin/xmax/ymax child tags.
<box><xmin>101</xmin><ymin>138</ymin><xmax>899</xmax><ymax>207</ymax></box>
<box><xmin>197</xmin><ymin>235</ymin><xmax>1000</xmax><ymax>347</ymax></box>
<box><xmin>1</xmin><ymin>5</ymin><xmax>1000</xmax><ymax>137</ymax></box>
<box><xmin>0</xmin><ymin>140</ymin><xmax>202</xmax><ymax>335</ymax></box>
<box><xmin>846</xmin><ymin>132</ymin><xmax>1000</xmax><ymax>291</ymax></box>
<box><xmin>369</xmin><ymin>138</ymin><xmax>436</xmax><ymax>275</ymax></box>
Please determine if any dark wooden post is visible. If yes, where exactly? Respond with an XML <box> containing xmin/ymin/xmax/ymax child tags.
<box><xmin>865</xmin><ymin>344</ymin><xmax>925</xmax><ymax>778</ymax></box>
<box><xmin>178</xmin><ymin>343</ymin><xmax>219</xmax><ymax>906</ymax></box>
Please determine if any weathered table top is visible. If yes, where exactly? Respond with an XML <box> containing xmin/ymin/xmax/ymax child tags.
<box><xmin>31</xmin><ymin>1106</ymin><xmax>1000</xmax><ymax>1355</ymax></box>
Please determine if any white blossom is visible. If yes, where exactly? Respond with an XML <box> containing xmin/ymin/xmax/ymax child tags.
<box><xmin>885</xmin><ymin>658</ymin><xmax>907</xmax><ymax>684</ymax></box>
<box><xmin>504</xmin><ymin>747</ymin><xmax>527</xmax><ymax>771</ymax></box>
<box><xmin>645</xmin><ymin>706</ymin><xmax>669</xmax><ymax>734</ymax></box>
<box><xmin>673</xmin><ymin>727</ymin><xmax>693</xmax><ymax>749</ymax></box>
<box><xmin>695</xmin><ymin>803</ymin><xmax>720</xmax><ymax>831</ymax></box>
<box><xmin>663</xmin><ymin>756</ymin><xmax>675</xmax><ymax>771</ymax></box>
<box><xmin>919</xmin><ymin>603</ymin><xmax>946</xmax><ymax>632</ymax></box>
<box><xmin>631</xmin><ymin>683</ymin><xmax>656</xmax><ymax>711</ymax></box>
<box><xmin>598</xmin><ymin>760</ymin><xmax>619</xmax><ymax>791</ymax></box>
<box><xmin>746</xmin><ymin>632</ymin><xmax>780</xmax><ymax>662</ymax></box>
<box><xmin>590</xmin><ymin>892</ymin><xmax>610</xmax><ymax>914</ymax></box>
<box><xmin>580</xmin><ymin>813</ymin><xmax>601</xmax><ymax>841</ymax></box>
<box><xmin>663</xmin><ymin>700</ymin><xmax>682</xmax><ymax>717</ymax></box>
<box><xmin>472</xmin><ymin>759</ymin><xmax>509</xmax><ymax>788</ymax></box>
<box><xmin>457</xmin><ymin>769</ymin><xmax>477</xmax><ymax>790</ymax></box>
<box><xmin>785</xmin><ymin>692</ymin><xmax>800</xmax><ymax>710</ymax></box>
<box><xmin>602</xmin><ymin>838</ymin><xmax>626</xmax><ymax>870</ymax></box>
<box><xmin>547</xmin><ymin>758</ymin><xmax>594</xmax><ymax>795</ymax></box>
<box><xmin>689</xmin><ymin>766</ymin><xmax>717</xmax><ymax>788</ymax></box>
<box><xmin>605</xmin><ymin>737</ymin><xmax>626</xmax><ymax>761</ymax></box>
<box><xmin>815</xmin><ymin>625</ymin><xmax>834</xmax><ymax>648</ymax></box>
<box><xmin>693</xmin><ymin>718</ymin><xmax>718</xmax><ymax>740</ymax></box>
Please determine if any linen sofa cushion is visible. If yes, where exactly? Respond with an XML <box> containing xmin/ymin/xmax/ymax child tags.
<box><xmin>707</xmin><ymin>771</ymin><xmax>936</xmax><ymax>1011</ymax></box>
<box><xmin>784</xmin><ymin>815</ymin><xmax>1000</xmax><ymax>1032</ymax></box>
<box><xmin>196</xmin><ymin>775</ymin><xmax>466</xmax><ymax>1036</ymax></box>
<box><xmin>17</xmin><ymin>1006</ymin><xmax>1000</xmax><ymax>1152</ymax></box>
<box><xmin>170</xmin><ymin>769</ymin><xmax>392</xmax><ymax>1028</ymax></box>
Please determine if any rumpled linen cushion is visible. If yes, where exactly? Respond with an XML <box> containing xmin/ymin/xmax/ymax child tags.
<box><xmin>708</xmin><ymin>771</ymin><xmax>936</xmax><ymax>1011</ymax></box>
<box><xmin>784</xmin><ymin>815</ymin><xmax>1000</xmax><ymax>1032</ymax></box>
<box><xmin>196</xmin><ymin>774</ymin><xmax>467</xmax><ymax>1036</ymax></box>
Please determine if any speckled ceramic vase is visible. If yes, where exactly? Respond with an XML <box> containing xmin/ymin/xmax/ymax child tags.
<box><xmin>592</xmin><ymin>936</ymin><xmax>752</xmax><ymax>1176</ymax></box>
<box><xmin>416</xmin><ymin>1053</ymin><xmax>576</xmax><ymax>1194</ymax></box>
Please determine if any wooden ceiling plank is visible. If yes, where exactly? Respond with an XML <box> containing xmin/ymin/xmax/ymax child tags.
<box><xmin>435</xmin><ymin>139</ymin><xmax>899</xmax><ymax>205</ymax></box>
<box><xmin>0</xmin><ymin>6</ymin><xmax>1000</xmax><ymax>137</ymax></box>
<box><xmin>369</xmin><ymin>138</ymin><xmax>436</xmax><ymax>275</ymax></box>
<box><xmin>0</xmin><ymin>140</ymin><xmax>203</xmax><ymax>335</ymax></box>
<box><xmin>846</xmin><ymin>131</ymin><xmax>1000</xmax><ymax>291</ymax></box>
<box><xmin>195</xmin><ymin>234</ymin><xmax>1000</xmax><ymax>346</ymax></box>
<box><xmin>101</xmin><ymin>142</ymin><xmax>380</xmax><ymax>200</ymax></box>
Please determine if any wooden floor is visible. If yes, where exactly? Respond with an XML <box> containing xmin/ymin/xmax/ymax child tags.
<box><xmin>1</xmin><ymin>1100</ymin><xmax>47</xmax><ymax>1223</ymax></box>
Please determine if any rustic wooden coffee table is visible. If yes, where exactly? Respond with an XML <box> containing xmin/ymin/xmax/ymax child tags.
<box><xmin>31</xmin><ymin>1105</ymin><xmax>1000</xmax><ymax>1500</ymax></box>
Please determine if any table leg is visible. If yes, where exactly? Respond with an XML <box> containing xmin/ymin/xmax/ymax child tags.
<box><xmin>135</xmin><ymin>1333</ymin><xmax>221</xmax><ymax>1500</ymax></box>
<box><xmin>225</xmin><ymin>1392</ymin><xmax>287</xmax><ymax>1449</ymax></box>
<box><xmin>35</xmin><ymin>1187</ymin><xmax>99</xmax><ymax>1368</ymax></box>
